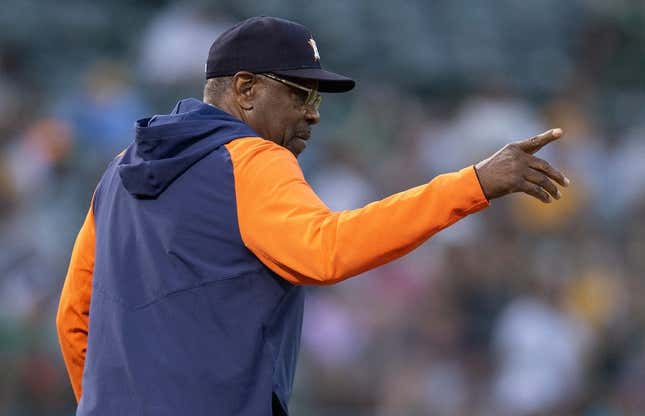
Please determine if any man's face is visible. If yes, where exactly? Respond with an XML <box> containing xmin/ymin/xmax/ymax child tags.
<box><xmin>249</xmin><ymin>75</ymin><xmax>320</xmax><ymax>157</ymax></box>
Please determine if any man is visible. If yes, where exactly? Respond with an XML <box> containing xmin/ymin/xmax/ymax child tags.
<box><xmin>56</xmin><ymin>16</ymin><xmax>569</xmax><ymax>415</ymax></box>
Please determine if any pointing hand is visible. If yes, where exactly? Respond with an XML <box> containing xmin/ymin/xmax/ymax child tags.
<box><xmin>474</xmin><ymin>128</ymin><xmax>570</xmax><ymax>203</ymax></box>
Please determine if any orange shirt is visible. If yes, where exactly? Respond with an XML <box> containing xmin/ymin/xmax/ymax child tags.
<box><xmin>56</xmin><ymin>204</ymin><xmax>95</xmax><ymax>401</ymax></box>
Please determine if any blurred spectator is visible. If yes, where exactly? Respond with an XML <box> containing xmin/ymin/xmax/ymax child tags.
<box><xmin>56</xmin><ymin>60</ymin><xmax>147</xmax><ymax>158</ymax></box>
<box><xmin>139</xmin><ymin>5</ymin><xmax>232</xmax><ymax>86</ymax></box>
<box><xmin>492</xmin><ymin>293</ymin><xmax>591</xmax><ymax>415</ymax></box>
<box><xmin>419</xmin><ymin>92</ymin><xmax>546</xmax><ymax>176</ymax></box>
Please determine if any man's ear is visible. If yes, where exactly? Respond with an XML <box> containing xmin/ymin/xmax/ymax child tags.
<box><xmin>232</xmin><ymin>71</ymin><xmax>257</xmax><ymax>111</ymax></box>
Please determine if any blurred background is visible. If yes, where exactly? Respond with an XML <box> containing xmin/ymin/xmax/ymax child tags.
<box><xmin>1</xmin><ymin>0</ymin><xmax>644</xmax><ymax>415</ymax></box>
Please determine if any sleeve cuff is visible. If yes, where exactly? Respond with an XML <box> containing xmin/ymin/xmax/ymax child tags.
<box><xmin>458</xmin><ymin>165</ymin><xmax>490</xmax><ymax>213</ymax></box>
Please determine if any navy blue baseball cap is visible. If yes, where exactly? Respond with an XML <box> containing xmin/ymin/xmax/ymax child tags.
<box><xmin>206</xmin><ymin>16</ymin><xmax>355</xmax><ymax>93</ymax></box>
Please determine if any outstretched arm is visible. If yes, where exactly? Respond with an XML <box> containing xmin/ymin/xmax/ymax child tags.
<box><xmin>226</xmin><ymin>138</ymin><xmax>489</xmax><ymax>285</ymax></box>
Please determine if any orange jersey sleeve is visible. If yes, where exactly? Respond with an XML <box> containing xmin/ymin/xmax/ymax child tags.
<box><xmin>56</xmin><ymin>203</ymin><xmax>95</xmax><ymax>402</ymax></box>
<box><xmin>226</xmin><ymin>137</ymin><xmax>489</xmax><ymax>285</ymax></box>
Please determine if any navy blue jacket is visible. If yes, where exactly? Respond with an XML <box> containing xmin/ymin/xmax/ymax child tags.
<box><xmin>81</xmin><ymin>99</ymin><xmax>302</xmax><ymax>415</ymax></box>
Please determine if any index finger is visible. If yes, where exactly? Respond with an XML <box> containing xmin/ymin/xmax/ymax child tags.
<box><xmin>517</xmin><ymin>128</ymin><xmax>564</xmax><ymax>154</ymax></box>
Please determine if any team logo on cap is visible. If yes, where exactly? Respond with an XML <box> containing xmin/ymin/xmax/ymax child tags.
<box><xmin>308</xmin><ymin>38</ymin><xmax>320</xmax><ymax>61</ymax></box>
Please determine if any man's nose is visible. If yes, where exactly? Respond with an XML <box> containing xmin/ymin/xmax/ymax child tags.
<box><xmin>304</xmin><ymin>106</ymin><xmax>320</xmax><ymax>125</ymax></box>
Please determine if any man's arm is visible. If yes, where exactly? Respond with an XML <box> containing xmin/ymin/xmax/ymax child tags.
<box><xmin>56</xmin><ymin>203</ymin><xmax>95</xmax><ymax>402</ymax></box>
<box><xmin>226</xmin><ymin>138</ymin><xmax>489</xmax><ymax>285</ymax></box>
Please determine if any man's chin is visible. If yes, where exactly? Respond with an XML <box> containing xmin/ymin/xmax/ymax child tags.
<box><xmin>288</xmin><ymin>138</ymin><xmax>307</xmax><ymax>156</ymax></box>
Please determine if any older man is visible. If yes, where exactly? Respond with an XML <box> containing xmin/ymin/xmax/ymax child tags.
<box><xmin>56</xmin><ymin>16</ymin><xmax>568</xmax><ymax>416</ymax></box>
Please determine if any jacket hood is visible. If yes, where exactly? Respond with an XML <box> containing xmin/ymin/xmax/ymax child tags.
<box><xmin>118</xmin><ymin>98</ymin><xmax>257</xmax><ymax>198</ymax></box>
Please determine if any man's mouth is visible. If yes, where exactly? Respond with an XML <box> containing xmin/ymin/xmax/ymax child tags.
<box><xmin>288</xmin><ymin>131</ymin><xmax>311</xmax><ymax>156</ymax></box>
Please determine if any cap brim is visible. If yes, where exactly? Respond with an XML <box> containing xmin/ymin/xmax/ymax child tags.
<box><xmin>271</xmin><ymin>68</ymin><xmax>355</xmax><ymax>93</ymax></box>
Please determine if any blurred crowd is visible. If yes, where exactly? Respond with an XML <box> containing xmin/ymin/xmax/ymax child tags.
<box><xmin>1</xmin><ymin>1</ymin><xmax>644</xmax><ymax>415</ymax></box>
